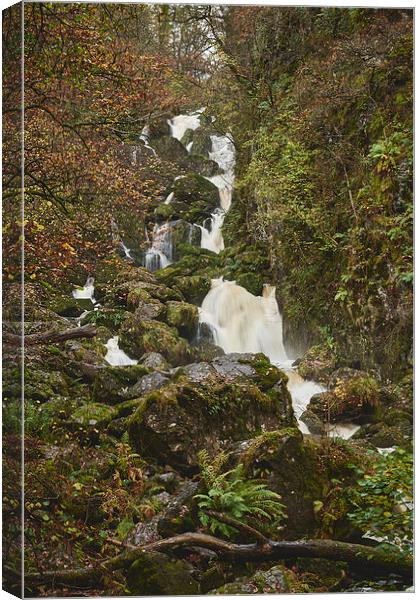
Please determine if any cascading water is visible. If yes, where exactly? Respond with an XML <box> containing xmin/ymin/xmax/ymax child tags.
<box><xmin>105</xmin><ymin>336</ymin><xmax>138</xmax><ymax>366</ymax></box>
<box><xmin>72</xmin><ymin>276</ymin><xmax>96</xmax><ymax>303</ymax></box>
<box><xmin>168</xmin><ymin>110</ymin><xmax>203</xmax><ymax>143</ymax></box>
<box><xmin>198</xmin><ymin>134</ymin><xmax>236</xmax><ymax>253</ymax></box>
<box><xmin>199</xmin><ymin>279</ymin><xmax>288</xmax><ymax>361</ymax></box>
<box><xmin>197</xmin><ymin>211</ymin><xmax>225</xmax><ymax>253</ymax></box>
<box><xmin>139</xmin><ymin>125</ymin><xmax>157</xmax><ymax>156</ymax></box>
<box><xmin>144</xmin><ymin>222</ymin><xmax>173</xmax><ymax>272</ymax></box>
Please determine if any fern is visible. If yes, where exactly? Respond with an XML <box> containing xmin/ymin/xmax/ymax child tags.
<box><xmin>195</xmin><ymin>452</ymin><xmax>286</xmax><ymax>539</ymax></box>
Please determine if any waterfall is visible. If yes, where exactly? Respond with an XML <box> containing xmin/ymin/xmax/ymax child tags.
<box><xmin>72</xmin><ymin>276</ymin><xmax>96</xmax><ymax>303</ymax></box>
<box><xmin>197</xmin><ymin>211</ymin><xmax>225</xmax><ymax>253</ymax></box>
<box><xmin>199</xmin><ymin>279</ymin><xmax>287</xmax><ymax>362</ymax></box>
<box><xmin>139</xmin><ymin>125</ymin><xmax>157</xmax><ymax>156</ymax></box>
<box><xmin>198</xmin><ymin>133</ymin><xmax>236</xmax><ymax>253</ymax></box>
<box><xmin>164</xmin><ymin>191</ymin><xmax>174</xmax><ymax>205</ymax></box>
<box><xmin>144</xmin><ymin>222</ymin><xmax>173</xmax><ymax>272</ymax></box>
<box><xmin>120</xmin><ymin>240</ymin><xmax>133</xmax><ymax>260</ymax></box>
<box><xmin>105</xmin><ymin>336</ymin><xmax>137</xmax><ymax>366</ymax></box>
<box><xmin>168</xmin><ymin>110</ymin><xmax>203</xmax><ymax>143</ymax></box>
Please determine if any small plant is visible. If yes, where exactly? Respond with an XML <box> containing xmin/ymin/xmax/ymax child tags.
<box><xmin>347</xmin><ymin>448</ymin><xmax>413</xmax><ymax>556</ymax></box>
<box><xmin>195</xmin><ymin>450</ymin><xmax>286</xmax><ymax>538</ymax></box>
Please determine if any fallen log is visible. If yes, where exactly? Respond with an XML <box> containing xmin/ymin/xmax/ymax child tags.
<box><xmin>3</xmin><ymin>324</ymin><xmax>97</xmax><ymax>347</ymax></box>
<box><xmin>20</xmin><ymin>533</ymin><xmax>412</xmax><ymax>588</ymax></box>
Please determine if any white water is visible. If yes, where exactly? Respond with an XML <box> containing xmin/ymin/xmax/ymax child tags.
<box><xmin>144</xmin><ymin>222</ymin><xmax>173</xmax><ymax>271</ymax></box>
<box><xmin>105</xmin><ymin>336</ymin><xmax>137</xmax><ymax>366</ymax></box>
<box><xmin>168</xmin><ymin>111</ymin><xmax>202</xmax><ymax>143</ymax></box>
<box><xmin>198</xmin><ymin>134</ymin><xmax>236</xmax><ymax>253</ymax></box>
<box><xmin>139</xmin><ymin>125</ymin><xmax>157</xmax><ymax>156</ymax></box>
<box><xmin>164</xmin><ymin>191</ymin><xmax>174</xmax><ymax>205</ymax></box>
<box><xmin>197</xmin><ymin>211</ymin><xmax>225</xmax><ymax>253</ymax></box>
<box><xmin>121</xmin><ymin>240</ymin><xmax>133</xmax><ymax>260</ymax></box>
<box><xmin>72</xmin><ymin>276</ymin><xmax>96</xmax><ymax>303</ymax></box>
<box><xmin>199</xmin><ymin>280</ymin><xmax>288</xmax><ymax>362</ymax></box>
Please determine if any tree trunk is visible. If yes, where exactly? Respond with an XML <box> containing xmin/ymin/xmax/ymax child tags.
<box><xmin>4</xmin><ymin>324</ymin><xmax>97</xmax><ymax>346</ymax></box>
<box><xmin>20</xmin><ymin>534</ymin><xmax>412</xmax><ymax>588</ymax></box>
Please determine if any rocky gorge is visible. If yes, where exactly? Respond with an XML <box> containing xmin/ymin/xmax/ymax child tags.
<box><xmin>2</xmin><ymin>5</ymin><xmax>413</xmax><ymax>597</ymax></box>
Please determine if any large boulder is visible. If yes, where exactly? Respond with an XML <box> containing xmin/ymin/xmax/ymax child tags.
<box><xmin>128</xmin><ymin>354</ymin><xmax>295</xmax><ymax>471</ymax></box>
<box><xmin>239</xmin><ymin>429</ymin><xmax>365</xmax><ymax>539</ymax></box>
<box><xmin>164</xmin><ymin>301</ymin><xmax>199</xmax><ymax>338</ymax></box>
<box><xmin>91</xmin><ymin>364</ymin><xmax>151</xmax><ymax>404</ymax></box>
<box><xmin>119</xmin><ymin>316</ymin><xmax>193</xmax><ymax>365</ymax></box>
<box><xmin>306</xmin><ymin>373</ymin><xmax>380</xmax><ymax>424</ymax></box>
<box><xmin>297</xmin><ymin>343</ymin><xmax>337</xmax><ymax>384</ymax></box>
<box><xmin>166</xmin><ymin>173</ymin><xmax>220</xmax><ymax>222</ymax></box>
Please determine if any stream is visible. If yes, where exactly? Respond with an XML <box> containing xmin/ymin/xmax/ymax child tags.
<box><xmin>72</xmin><ymin>109</ymin><xmax>361</xmax><ymax>441</ymax></box>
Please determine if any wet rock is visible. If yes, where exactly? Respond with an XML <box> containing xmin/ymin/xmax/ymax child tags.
<box><xmin>128</xmin><ymin>358</ymin><xmax>294</xmax><ymax>470</ymax></box>
<box><xmin>170</xmin><ymin>274</ymin><xmax>211</xmax><ymax>304</ymax></box>
<box><xmin>157</xmin><ymin>481</ymin><xmax>200</xmax><ymax>537</ymax></box>
<box><xmin>164</xmin><ymin>300</ymin><xmax>199</xmax><ymax>338</ymax></box>
<box><xmin>193</xmin><ymin>341</ymin><xmax>225</xmax><ymax>362</ymax></box>
<box><xmin>212</xmin><ymin>565</ymin><xmax>292</xmax><ymax>594</ymax></box>
<box><xmin>152</xmin><ymin>135</ymin><xmax>189</xmax><ymax>164</ymax></box>
<box><xmin>119</xmin><ymin>317</ymin><xmax>193</xmax><ymax>365</ymax></box>
<box><xmin>307</xmin><ymin>375</ymin><xmax>380</xmax><ymax>423</ymax></box>
<box><xmin>297</xmin><ymin>343</ymin><xmax>337</xmax><ymax>384</ymax></box>
<box><xmin>91</xmin><ymin>364</ymin><xmax>150</xmax><ymax>404</ymax></box>
<box><xmin>169</xmin><ymin>173</ymin><xmax>220</xmax><ymax>222</ymax></box>
<box><xmin>353</xmin><ymin>421</ymin><xmax>411</xmax><ymax>448</ymax></box>
<box><xmin>140</xmin><ymin>352</ymin><xmax>170</xmax><ymax>370</ymax></box>
<box><xmin>183</xmin><ymin>155</ymin><xmax>220</xmax><ymax>177</ymax></box>
<box><xmin>124</xmin><ymin>372</ymin><xmax>170</xmax><ymax>399</ymax></box>
<box><xmin>126</xmin><ymin>551</ymin><xmax>200</xmax><ymax>595</ymax></box>
<box><xmin>300</xmin><ymin>409</ymin><xmax>325</xmax><ymax>435</ymax></box>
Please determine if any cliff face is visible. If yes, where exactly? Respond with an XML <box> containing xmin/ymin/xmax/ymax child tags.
<box><xmin>217</xmin><ymin>7</ymin><xmax>413</xmax><ymax>380</ymax></box>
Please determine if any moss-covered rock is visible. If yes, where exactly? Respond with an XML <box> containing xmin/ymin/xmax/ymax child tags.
<box><xmin>126</xmin><ymin>551</ymin><xmax>200</xmax><ymax>595</ymax></box>
<box><xmin>72</xmin><ymin>403</ymin><xmax>116</xmax><ymax>426</ymax></box>
<box><xmin>212</xmin><ymin>565</ymin><xmax>293</xmax><ymax>594</ymax></box>
<box><xmin>152</xmin><ymin>135</ymin><xmax>189</xmax><ymax>164</ymax></box>
<box><xmin>119</xmin><ymin>316</ymin><xmax>193</xmax><ymax>365</ymax></box>
<box><xmin>308</xmin><ymin>374</ymin><xmax>380</xmax><ymax>424</ymax></box>
<box><xmin>168</xmin><ymin>173</ymin><xmax>220</xmax><ymax>222</ymax></box>
<box><xmin>297</xmin><ymin>343</ymin><xmax>337</xmax><ymax>384</ymax></box>
<box><xmin>164</xmin><ymin>301</ymin><xmax>199</xmax><ymax>338</ymax></box>
<box><xmin>91</xmin><ymin>364</ymin><xmax>151</xmax><ymax>404</ymax></box>
<box><xmin>235</xmin><ymin>272</ymin><xmax>264</xmax><ymax>296</ymax></box>
<box><xmin>239</xmin><ymin>429</ymin><xmax>363</xmax><ymax>538</ymax></box>
<box><xmin>128</xmin><ymin>355</ymin><xmax>295</xmax><ymax>470</ymax></box>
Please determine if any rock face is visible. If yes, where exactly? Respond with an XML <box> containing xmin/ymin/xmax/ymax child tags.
<box><xmin>128</xmin><ymin>353</ymin><xmax>295</xmax><ymax>471</ymax></box>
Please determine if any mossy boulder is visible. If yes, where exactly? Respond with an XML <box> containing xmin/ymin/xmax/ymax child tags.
<box><xmin>183</xmin><ymin>154</ymin><xmax>219</xmax><ymax>177</ymax></box>
<box><xmin>212</xmin><ymin>565</ymin><xmax>294</xmax><ymax>594</ymax></box>
<box><xmin>308</xmin><ymin>374</ymin><xmax>380</xmax><ymax>424</ymax></box>
<box><xmin>152</xmin><ymin>135</ymin><xmax>189</xmax><ymax>164</ymax></box>
<box><xmin>169</xmin><ymin>173</ymin><xmax>220</xmax><ymax>222</ymax></box>
<box><xmin>140</xmin><ymin>352</ymin><xmax>170</xmax><ymax>371</ymax></box>
<box><xmin>297</xmin><ymin>343</ymin><xmax>337</xmax><ymax>384</ymax></box>
<box><xmin>171</xmin><ymin>275</ymin><xmax>211</xmax><ymax>304</ymax></box>
<box><xmin>119</xmin><ymin>317</ymin><xmax>193</xmax><ymax>365</ymax></box>
<box><xmin>239</xmin><ymin>429</ymin><xmax>363</xmax><ymax>538</ymax></box>
<box><xmin>126</xmin><ymin>551</ymin><xmax>199</xmax><ymax>595</ymax></box>
<box><xmin>49</xmin><ymin>295</ymin><xmax>94</xmax><ymax>317</ymax></box>
<box><xmin>91</xmin><ymin>364</ymin><xmax>150</xmax><ymax>404</ymax></box>
<box><xmin>164</xmin><ymin>301</ymin><xmax>199</xmax><ymax>338</ymax></box>
<box><xmin>72</xmin><ymin>403</ymin><xmax>116</xmax><ymax>426</ymax></box>
<box><xmin>22</xmin><ymin>368</ymin><xmax>70</xmax><ymax>403</ymax></box>
<box><xmin>128</xmin><ymin>354</ymin><xmax>294</xmax><ymax>470</ymax></box>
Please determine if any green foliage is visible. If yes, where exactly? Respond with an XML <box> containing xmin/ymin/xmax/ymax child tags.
<box><xmin>347</xmin><ymin>448</ymin><xmax>413</xmax><ymax>556</ymax></box>
<box><xmin>84</xmin><ymin>308</ymin><xmax>127</xmax><ymax>328</ymax></box>
<box><xmin>195</xmin><ymin>450</ymin><xmax>286</xmax><ymax>538</ymax></box>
